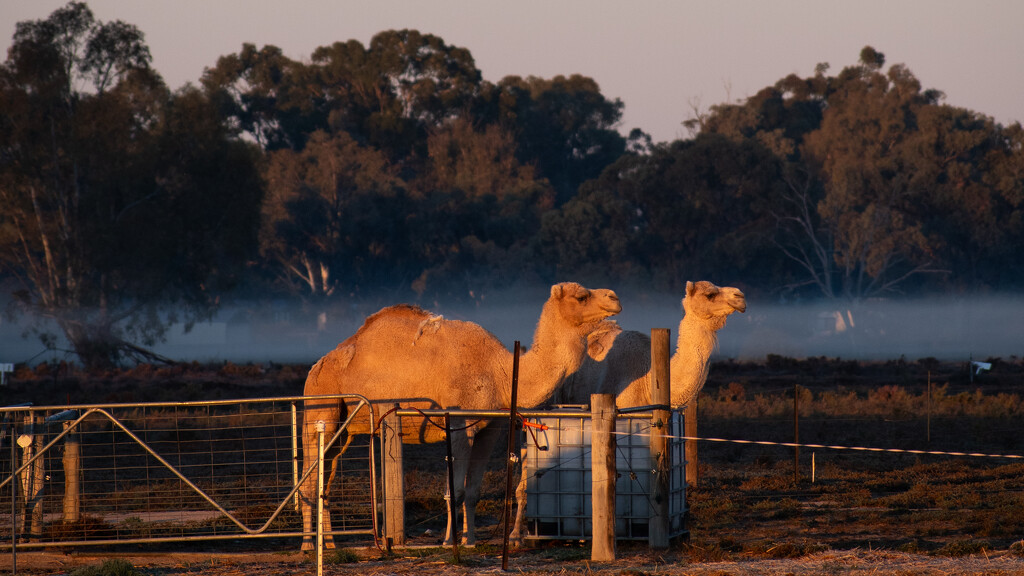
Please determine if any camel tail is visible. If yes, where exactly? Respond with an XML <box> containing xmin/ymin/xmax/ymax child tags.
<box><xmin>306</xmin><ymin>352</ymin><xmax>353</xmax><ymax>465</ymax></box>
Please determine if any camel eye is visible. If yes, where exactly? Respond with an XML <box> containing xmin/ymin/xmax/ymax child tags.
<box><xmin>707</xmin><ymin>292</ymin><xmax>717</xmax><ymax>300</ymax></box>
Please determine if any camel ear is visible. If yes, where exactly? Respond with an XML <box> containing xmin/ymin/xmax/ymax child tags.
<box><xmin>685</xmin><ymin>281</ymin><xmax>695</xmax><ymax>296</ymax></box>
<box><xmin>551</xmin><ymin>284</ymin><xmax>563</xmax><ymax>299</ymax></box>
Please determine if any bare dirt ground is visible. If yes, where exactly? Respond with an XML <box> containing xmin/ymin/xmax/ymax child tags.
<box><xmin>4</xmin><ymin>358</ymin><xmax>1024</xmax><ymax>575</ymax></box>
<box><xmin>7</xmin><ymin>546</ymin><xmax>1024</xmax><ymax>575</ymax></box>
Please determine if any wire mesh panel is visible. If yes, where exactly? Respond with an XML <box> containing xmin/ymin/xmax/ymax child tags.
<box><xmin>0</xmin><ymin>396</ymin><xmax>374</xmax><ymax>548</ymax></box>
<box><xmin>522</xmin><ymin>408</ymin><xmax>687</xmax><ymax>540</ymax></box>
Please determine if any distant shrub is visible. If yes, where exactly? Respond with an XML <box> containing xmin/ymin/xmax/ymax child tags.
<box><xmin>745</xmin><ymin>540</ymin><xmax>827</xmax><ymax>558</ymax></box>
<box><xmin>325</xmin><ymin>548</ymin><xmax>360</xmax><ymax>564</ymax></box>
<box><xmin>717</xmin><ymin>381</ymin><xmax>746</xmax><ymax>402</ymax></box>
<box><xmin>70</xmin><ymin>559</ymin><xmax>142</xmax><ymax>576</ymax></box>
<box><xmin>218</xmin><ymin>361</ymin><xmax>263</xmax><ymax>377</ymax></box>
<box><xmin>935</xmin><ymin>539</ymin><xmax>991</xmax><ymax>557</ymax></box>
<box><xmin>699</xmin><ymin>381</ymin><xmax>1023</xmax><ymax>419</ymax></box>
<box><xmin>898</xmin><ymin>540</ymin><xmax>922</xmax><ymax>553</ymax></box>
<box><xmin>751</xmin><ymin>497</ymin><xmax>802</xmax><ymax>519</ymax></box>
<box><xmin>679</xmin><ymin>540</ymin><xmax>730</xmax><ymax>562</ymax></box>
<box><xmin>765</xmin><ymin>354</ymin><xmax>800</xmax><ymax>371</ymax></box>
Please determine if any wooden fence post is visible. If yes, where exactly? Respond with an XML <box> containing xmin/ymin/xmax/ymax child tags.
<box><xmin>62</xmin><ymin>421</ymin><xmax>80</xmax><ymax>523</ymax></box>
<box><xmin>794</xmin><ymin>384</ymin><xmax>800</xmax><ymax>481</ymax></box>
<box><xmin>19</xmin><ymin>414</ymin><xmax>45</xmax><ymax>540</ymax></box>
<box><xmin>383</xmin><ymin>403</ymin><xmax>405</xmax><ymax>546</ymax></box>
<box><xmin>926</xmin><ymin>371</ymin><xmax>932</xmax><ymax>445</ymax></box>
<box><xmin>649</xmin><ymin>328</ymin><xmax>671</xmax><ymax>550</ymax></box>
<box><xmin>590</xmin><ymin>393</ymin><xmax>616</xmax><ymax>561</ymax></box>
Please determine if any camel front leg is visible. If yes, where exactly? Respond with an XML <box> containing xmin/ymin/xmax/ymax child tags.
<box><xmin>509</xmin><ymin>444</ymin><xmax>529</xmax><ymax>548</ymax></box>
<box><xmin>442</xmin><ymin>426</ymin><xmax>471</xmax><ymax>546</ymax></box>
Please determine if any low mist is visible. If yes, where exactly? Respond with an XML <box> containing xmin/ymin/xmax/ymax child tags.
<box><xmin>2</xmin><ymin>290</ymin><xmax>1021</xmax><ymax>367</ymax></box>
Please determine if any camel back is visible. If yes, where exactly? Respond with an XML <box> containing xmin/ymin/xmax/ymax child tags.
<box><xmin>308</xmin><ymin>303</ymin><xmax>512</xmax><ymax>413</ymax></box>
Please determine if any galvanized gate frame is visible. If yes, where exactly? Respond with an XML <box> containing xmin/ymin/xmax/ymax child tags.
<box><xmin>1</xmin><ymin>394</ymin><xmax>378</xmax><ymax>550</ymax></box>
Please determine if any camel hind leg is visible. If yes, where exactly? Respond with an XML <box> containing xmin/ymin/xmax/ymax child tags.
<box><xmin>299</xmin><ymin>400</ymin><xmax>348</xmax><ymax>552</ymax></box>
<box><xmin>442</xmin><ymin>425</ymin><xmax>472</xmax><ymax>546</ymax></box>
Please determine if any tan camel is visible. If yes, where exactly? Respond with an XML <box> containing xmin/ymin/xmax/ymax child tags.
<box><xmin>299</xmin><ymin>282</ymin><xmax>621</xmax><ymax>550</ymax></box>
<box><xmin>511</xmin><ymin>280</ymin><xmax>745</xmax><ymax>544</ymax></box>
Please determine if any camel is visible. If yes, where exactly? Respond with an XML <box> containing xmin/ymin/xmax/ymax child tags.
<box><xmin>510</xmin><ymin>280</ymin><xmax>746</xmax><ymax>544</ymax></box>
<box><xmin>299</xmin><ymin>282</ymin><xmax>621</xmax><ymax>550</ymax></box>
<box><xmin>558</xmin><ymin>280</ymin><xmax>746</xmax><ymax>407</ymax></box>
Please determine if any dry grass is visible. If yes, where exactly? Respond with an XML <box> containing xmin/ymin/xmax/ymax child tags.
<box><xmin>8</xmin><ymin>546</ymin><xmax>1024</xmax><ymax>575</ymax></box>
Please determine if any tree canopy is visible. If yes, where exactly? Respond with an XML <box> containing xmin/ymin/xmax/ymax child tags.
<box><xmin>0</xmin><ymin>2</ymin><xmax>262</xmax><ymax>368</ymax></box>
<box><xmin>3</xmin><ymin>2</ymin><xmax>1023</xmax><ymax>368</ymax></box>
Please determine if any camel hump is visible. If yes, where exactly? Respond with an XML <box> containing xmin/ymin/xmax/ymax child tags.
<box><xmin>360</xmin><ymin>304</ymin><xmax>431</xmax><ymax>329</ymax></box>
<box><xmin>355</xmin><ymin>304</ymin><xmax>451</xmax><ymax>346</ymax></box>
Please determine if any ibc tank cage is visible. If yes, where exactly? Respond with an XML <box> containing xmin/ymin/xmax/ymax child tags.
<box><xmin>522</xmin><ymin>407</ymin><xmax>687</xmax><ymax>541</ymax></box>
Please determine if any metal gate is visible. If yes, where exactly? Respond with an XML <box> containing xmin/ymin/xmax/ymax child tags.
<box><xmin>1</xmin><ymin>395</ymin><xmax>376</xmax><ymax>550</ymax></box>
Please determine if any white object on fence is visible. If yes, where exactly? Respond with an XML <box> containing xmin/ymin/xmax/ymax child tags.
<box><xmin>0</xmin><ymin>363</ymin><xmax>13</xmax><ymax>386</ymax></box>
<box><xmin>972</xmin><ymin>361</ymin><xmax>992</xmax><ymax>375</ymax></box>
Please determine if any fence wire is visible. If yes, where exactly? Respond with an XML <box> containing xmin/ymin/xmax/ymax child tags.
<box><xmin>0</xmin><ymin>396</ymin><xmax>374</xmax><ymax>549</ymax></box>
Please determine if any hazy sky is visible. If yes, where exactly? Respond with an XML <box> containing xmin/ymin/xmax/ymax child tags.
<box><xmin>3</xmin><ymin>1</ymin><xmax>1022</xmax><ymax>143</ymax></box>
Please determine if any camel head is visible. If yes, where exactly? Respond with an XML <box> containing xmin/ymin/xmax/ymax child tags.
<box><xmin>549</xmin><ymin>282</ymin><xmax>622</xmax><ymax>327</ymax></box>
<box><xmin>682</xmin><ymin>280</ymin><xmax>746</xmax><ymax>330</ymax></box>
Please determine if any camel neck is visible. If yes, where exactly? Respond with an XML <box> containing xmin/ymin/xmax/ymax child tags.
<box><xmin>670</xmin><ymin>313</ymin><xmax>718</xmax><ymax>406</ymax></box>
<box><xmin>512</xmin><ymin>313</ymin><xmax>588</xmax><ymax>408</ymax></box>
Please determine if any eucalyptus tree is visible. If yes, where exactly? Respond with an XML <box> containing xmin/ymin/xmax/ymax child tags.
<box><xmin>0</xmin><ymin>2</ymin><xmax>261</xmax><ymax>368</ymax></box>
<box><xmin>695</xmin><ymin>46</ymin><xmax>1014</xmax><ymax>299</ymax></box>
<box><xmin>798</xmin><ymin>49</ymin><xmax>950</xmax><ymax>298</ymax></box>
<box><xmin>260</xmin><ymin>130</ymin><xmax>408</xmax><ymax>298</ymax></box>
<box><xmin>538</xmin><ymin>134</ymin><xmax>781</xmax><ymax>291</ymax></box>
<box><xmin>407</xmin><ymin>117</ymin><xmax>556</xmax><ymax>294</ymax></box>
<box><xmin>910</xmin><ymin>106</ymin><xmax>1024</xmax><ymax>290</ymax></box>
<box><xmin>204</xmin><ymin>29</ymin><xmax>484</xmax><ymax>159</ymax></box>
<box><xmin>489</xmin><ymin>74</ymin><xmax>627</xmax><ymax>205</ymax></box>
<box><xmin>201</xmin><ymin>43</ymin><xmax>312</xmax><ymax>151</ymax></box>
